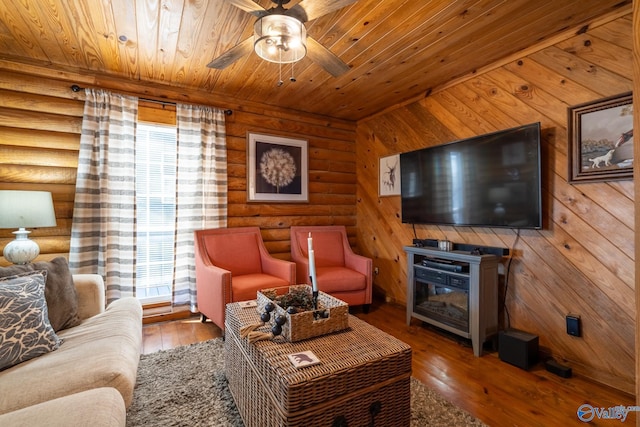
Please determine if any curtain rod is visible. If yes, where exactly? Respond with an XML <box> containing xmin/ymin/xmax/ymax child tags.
<box><xmin>70</xmin><ymin>84</ymin><xmax>232</xmax><ymax>115</ymax></box>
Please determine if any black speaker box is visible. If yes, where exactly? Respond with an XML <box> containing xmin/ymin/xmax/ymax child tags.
<box><xmin>499</xmin><ymin>329</ymin><xmax>539</xmax><ymax>370</ymax></box>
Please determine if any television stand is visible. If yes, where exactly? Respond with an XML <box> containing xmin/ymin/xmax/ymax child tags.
<box><xmin>404</xmin><ymin>245</ymin><xmax>500</xmax><ymax>357</ymax></box>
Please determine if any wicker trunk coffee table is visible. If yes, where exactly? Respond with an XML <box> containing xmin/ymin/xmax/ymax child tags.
<box><xmin>224</xmin><ymin>302</ymin><xmax>412</xmax><ymax>427</ymax></box>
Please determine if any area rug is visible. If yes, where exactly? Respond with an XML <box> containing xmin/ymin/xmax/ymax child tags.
<box><xmin>126</xmin><ymin>339</ymin><xmax>486</xmax><ymax>426</ymax></box>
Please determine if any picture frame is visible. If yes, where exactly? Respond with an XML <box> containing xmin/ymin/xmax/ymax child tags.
<box><xmin>379</xmin><ymin>153</ymin><xmax>401</xmax><ymax>196</ymax></box>
<box><xmin>247</xmin><ymin>132</ymin><xmax>308</xmax><ymax>202</ymax></box>
<box><xmin>568</xmin><ymin>92</ymin><xmax>633</xmax><ymax>183</ymax></box>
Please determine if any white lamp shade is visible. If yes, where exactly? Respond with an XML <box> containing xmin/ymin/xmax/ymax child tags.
<box><xmin>0</xmin><ymin>191</ymin><xmax>57</xmax><ymax>229</ymax></box>
<box><xmin>1</xmin><ymin>191</ymin><xmax>57</xmax><ymax>264</ymax></box>
<box><xmin>254</xmin><ymin>14</ymin><xmax>307</xmax><ymax>64</ymax></box>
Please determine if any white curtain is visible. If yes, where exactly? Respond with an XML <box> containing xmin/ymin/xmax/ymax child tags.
<box><xmin>69</xmin><ymin>89</ymin><xmax>138</xmax><ymax>303</ymax></box>
<box><xmin>174</xmin><ymin>104</ymin><xmax>227</xmax><ymax>310</ymax></box>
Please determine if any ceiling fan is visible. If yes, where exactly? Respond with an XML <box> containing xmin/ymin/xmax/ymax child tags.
<box><xmin>207</xmin><ymin>0</ymin><xmax>357</xmax><ymax>78</ymax></box>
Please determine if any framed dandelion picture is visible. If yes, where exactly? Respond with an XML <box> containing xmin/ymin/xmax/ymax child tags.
<box><xmin>247</xmin><ymin>132</ymin><xmax>308</xmax><ymax>202</ymax></box>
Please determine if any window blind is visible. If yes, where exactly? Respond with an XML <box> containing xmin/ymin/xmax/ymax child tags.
<box><xmin>135</xmin><ymin>122</ymin><xmax>177</xmax><ymax>303</ymax></box>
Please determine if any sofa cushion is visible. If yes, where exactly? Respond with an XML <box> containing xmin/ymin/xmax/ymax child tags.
<box><xmin>0</xmin><ymin>297</ymin><xmax>142</xmax><ymax>414</ymax></box>
<box><xmin>0</xmin><ymin>387</ymin><xmax>125</xmax><ymax>427</ymax></box>
<box><xmin>0</xmin><ymin>271</ymin><xmax>63</xmax><ymax>371</ymax></box>
<box><xmin>0</xmin><ymin>257</ymin><xmax>80</xmax><ymax>331</ymax></box>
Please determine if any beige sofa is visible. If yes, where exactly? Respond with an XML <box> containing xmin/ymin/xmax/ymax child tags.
<box><xmin>0</xmin><ymin>274</ymin><xmax>143</xmax><ymax>426</ymax></box>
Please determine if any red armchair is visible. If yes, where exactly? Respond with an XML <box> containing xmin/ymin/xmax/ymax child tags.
<box><xmin>290</xmin><ymin>225</ymin><xmax>372</xmax><ymax>310</ymax></box>
<box><xmin>194</xmin><ymin>227</ymin><xmax>295</xmax><ymax>331</ymax></box>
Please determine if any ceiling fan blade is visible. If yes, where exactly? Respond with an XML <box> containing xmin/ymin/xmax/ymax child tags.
<box><xmin>286</xmin><ymin>0</ymin><xmax>358</xmax><ymax>22</ymax></box>
<box><xmin>305</xmin><ymin>37</ymin><xmax>350</xmax><ymax>77</ymax></box>
<box><xmin>207</xmin><ymin>37</ymin><xmax>254</xmax><ymax>69</ymax></box>
<box><xmin>226</xmin><ymin>0</ymin><xmax>267</xmax><ymax>17</ymax></box>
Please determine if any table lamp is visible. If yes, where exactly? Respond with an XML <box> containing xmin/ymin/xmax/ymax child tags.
<box><xmin>0</xmin><ymin>190</ymin><xmax>57</xmax><ymax>264</ymax></box>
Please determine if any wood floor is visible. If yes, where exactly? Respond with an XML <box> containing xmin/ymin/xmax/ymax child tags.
<box><xmin>142</xmin><ymin>300</ymin><xmax>635</xmax><ymax>426</ymax></box>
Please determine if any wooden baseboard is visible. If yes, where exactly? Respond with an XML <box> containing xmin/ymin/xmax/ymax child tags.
<box><xmin>142</xmin><ymin>304</ymin><xmax>194</xmax><ymax>324</ymax></box>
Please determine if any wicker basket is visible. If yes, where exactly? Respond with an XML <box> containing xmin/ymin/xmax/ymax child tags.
<box><xmin>256</xmin><ymin>285</ymin><xmax>349</xmax><ymax>342</ymax></box>
<box><xmin>224</xmin><ymin>302</ymin><xmax>412</xmax><ymax>427</ymax></box>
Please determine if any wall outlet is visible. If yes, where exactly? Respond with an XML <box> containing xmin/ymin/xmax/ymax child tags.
<box><xmin>566</xmin><ymin>314</ymin><xmax>581</xmax><ymax>337</ymax></box>
<box><xmin>374</xmin><ymin>267</ymin><xmax>379</xmax><ymax>275</ymax></box>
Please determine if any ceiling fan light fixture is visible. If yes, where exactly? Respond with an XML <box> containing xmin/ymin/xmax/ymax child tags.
<box><xmin>254</xmin><ymin>14</ymin><xmax>306</xmax><ymax>64</ymax></box>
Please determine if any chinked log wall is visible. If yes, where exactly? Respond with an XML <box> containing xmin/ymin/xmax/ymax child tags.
<box><xmin>0</xmin><ymin>63</ymin><xmax>357</xmax><ymax>265</ymax></box>
<box><xmin>356</xmin><ymin>13</ymin><xmax>635</xmax><ymax>394</ymax></box>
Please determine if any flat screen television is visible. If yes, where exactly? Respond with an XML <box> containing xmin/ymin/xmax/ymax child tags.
<box><xmin>400</xmin><ymin>122</ymin><xmax>542</xmax><ymax>229</ymax></box>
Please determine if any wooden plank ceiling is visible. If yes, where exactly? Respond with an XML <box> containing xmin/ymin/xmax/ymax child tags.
<box><xmin>0</xmin><ymin>0</ymin><xmax>630</xmax><ymax>121</ymax></box>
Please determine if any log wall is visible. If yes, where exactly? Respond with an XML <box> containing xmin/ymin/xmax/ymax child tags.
<box><xmin>0</xmin><ymin>62</ymin><xmax>357</xmax><ymax>265</ymax></box>
<box><xmin>356</xmin><ymin>14</ymin><xmax>635</xmax><ymax>393</ymax></box>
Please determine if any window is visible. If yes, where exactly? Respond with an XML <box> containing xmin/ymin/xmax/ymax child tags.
<box><xmin>135</xmin><ymin>122</ymin><xmax>177</xmax><ymax>304</ymax></box>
